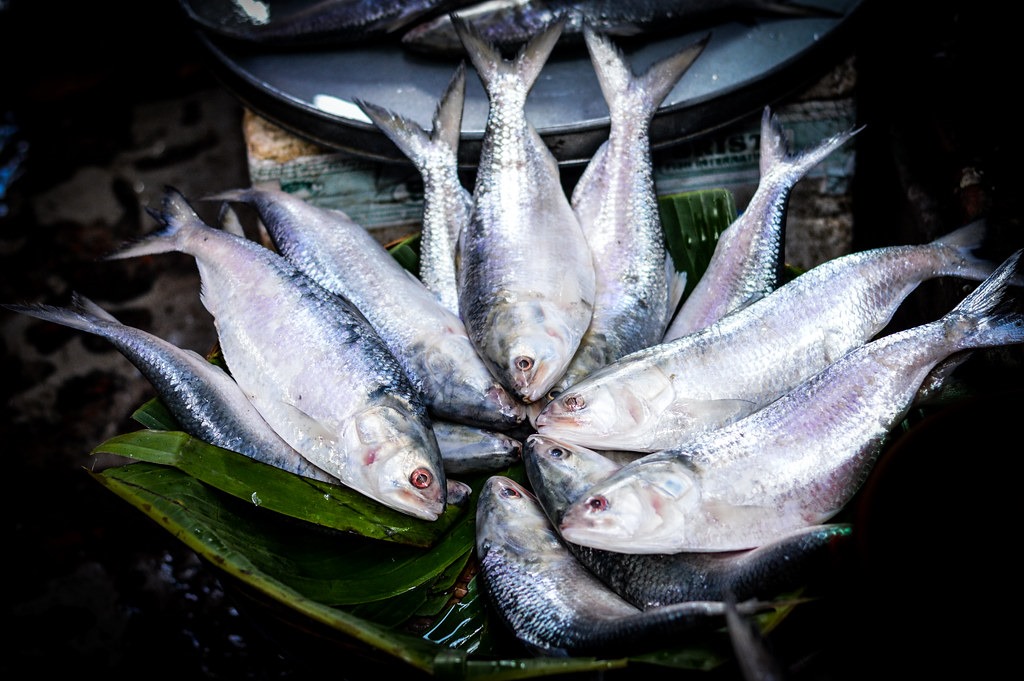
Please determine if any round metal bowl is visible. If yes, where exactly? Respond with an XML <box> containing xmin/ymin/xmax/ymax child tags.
<box><xmin>190</xmin><ymin>0</ymin><xmax>865</xmax><ymax>167</ymax></box>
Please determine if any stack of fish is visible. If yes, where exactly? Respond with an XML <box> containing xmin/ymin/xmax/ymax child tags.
<box><xmin>7</xmin><ymin>12</ymin><xmax>1024</xmax><ymax>662</ymax></box>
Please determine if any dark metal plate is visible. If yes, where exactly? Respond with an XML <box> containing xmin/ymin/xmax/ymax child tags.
<box><xmin>192</xmin><ymin>0</ymin><xmax>864</xmax><ymax>167</ymax></box>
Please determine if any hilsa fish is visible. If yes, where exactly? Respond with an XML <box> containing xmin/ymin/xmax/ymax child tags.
<box><xmin>454</xmin><ymin>15</ymin><xmax>596</xmax><ymax>404</ymax></box>
<box><xmin>544</xmin><ymin>25</ymin><xmax>707</xmax><ymax>403</ymax></box>
<box><xmin>535</xmin><ymin>219</ymin><xmax>1006</xmax><ymax>453</ymax></box>
<box><xmin>402</xmin><ymin>0</ymin><xmax>839</xmax><ymax>55</ymax></box>
<box><xmin>475</xmin><ymin>475</ymin><xmax>777</xmax><ymax>657</ymax></box>
<box><xmin>3</xmin><ymin>293</ymin><xmax>338</xmax><ymax>483</ymax></box>
<box><xmin>664</xmin><ymin>106</ymin><xmax>862</xmax><ymax>341</ymax></box>
<box><xmin>209</xmin><ymin>186</ymin><xmax>526</xmax><ymax>432</ymax></box>
<box><xmin>108</xmin><ymin>187</ymin><xmax>448</xmax><ymax>521</ymax></box>
<box><xmin>559</xmin><ymin>250</ymin><xmax>1024</xmax><ymax>553</ymax></box>
<box><xmin>356</xmin><ymin>63</ymin><xmax>470</xmax><ymax>316</ymax></box>
<box><xmin>524</xmin><ymin>433</ymin><xmax>852</xmax><ymax>609</ymax></box>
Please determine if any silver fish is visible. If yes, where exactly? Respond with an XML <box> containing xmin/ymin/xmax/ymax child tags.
<box><xmin>524</xmin><ymin>433</ymin><xmax>852</xmax><ymax>609</ymax></box>
<box><xmin>543</xmin><ymin>26</ymin><xmax>707</xmax><ymax>402</ymax></box>
<box><xmin>664</xmin><ymin>106</ymin><xmax>861</xmax><ymax>341</ymax></box>
<box><xmin>402</xmin><ymin>0</ymin><xmax>837</xmax><ymax>55</ymax></box>
<box><xmin>433</xmin><ymin>419</ymin><xmax>522</xmax><ymax>475</ymax></box>
<box><xmin>356</xmin><ymin>63</ymin><xmax>470</xmax><ymax>316</ymax></box>
<box><xmin>475</xmin><ymin>475</ymin><xmax>775</xmax><ymax>657</ymax></box>
<box><xmin>559</xmin><ymin>250</ymin><xmax>1024</xmax><ymax>552</ymax></box>
<box><xmin>3</xmin><ymin>293</ymin><xmax>338</xmax><ymax>483</ymax></box>
<box><xmin>535</xmin><ymin>219</ymin><xmax>1003</xmax><ymax>452</ymax></box>
<box><xmin>209</xmin><ymin>186</ymin><xmax>526</xmax><ymax>432</ymax></box>
<box><xmin>454</xmin><ymin>15</ymin><xmax>596</xmax><ymax>404</ymax></box>
<box><xmin>108</xmin><ymin>187</ymin><xmax>448</xmax><ymax>521</ymax></box>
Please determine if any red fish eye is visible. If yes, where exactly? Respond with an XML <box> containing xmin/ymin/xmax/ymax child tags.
<box><xmin>500</xmin><ymin>484</ymin><xmax>521</xmax><ymax>499</ymax></box>
<box><xmin>410</xmin><ymin>468</ymin><xmax>433</xmax><ymax>489</ymax></box>
<box><xmin>586</xmin><ymin>496</ymin><xmax>607</xmax><ymax>512</ymax></box>
<box><xmin>564</xmin><ymin>394</ymin><xmax>585</xmax><ymax>411</ymax></box>
<box><xmin>514</xmin><ymin>356</ymin><xmax>534</xmax><ymax>371</ymax></box>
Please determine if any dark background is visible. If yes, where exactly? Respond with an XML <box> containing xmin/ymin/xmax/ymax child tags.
<box><xmin>1</xmin><ymin>1</ymin><xmax>1020</xmax><ymax>678</ymax></box>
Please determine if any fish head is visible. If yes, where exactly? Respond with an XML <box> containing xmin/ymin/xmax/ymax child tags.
<box><xmin>533</xmin><ymin>380</ymin><xmax>651</xmax><ymax>449</ymax></box>
<box><xmin>523</xmin><ymin>434</ymin><xmax>621</xmax><ymax>521</ymax></box>
<box><xmin>475</xmin><ymin>475</ymin><xmax>556</xmax><ymax>560</ymax></box>
<box><xmin>418</xmin><ymin>332</ymin><xmax>528</xmax><ymax>429</ymax></box>
<box><xmin>558</xmin><ymin>458</ymin><xmax>700</xmax><ymax>554</ymax></box>
<box><xmin>340</xmin><ymin>405</ymin><xmax>447</xmax><ymax>521</ymax></box>
<box><xmin>484</xmin><ymin>302</ymin><xmax>582</xmax><ymax>404</ymax></box>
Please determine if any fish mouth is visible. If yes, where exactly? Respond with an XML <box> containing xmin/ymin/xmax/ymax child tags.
<box><xmin>387</xmin><ymin>489</ymin><xmax>445</xmax><ymax>521</ymax></box>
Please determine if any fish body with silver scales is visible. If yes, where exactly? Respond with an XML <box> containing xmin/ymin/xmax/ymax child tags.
<box><xmin>558</xmin><ymin>250</ymin><xmax>1024</xmax><ymax>553</ymax></box>
<box><xmin>107</xmin><ymin>187</ymin><xmax>448</xmax><ymax>521</ymax></box>
<box><xmin>535</xmin><ymin>218</ymin><xmax>1006</xmax><ymax>452</ymax></box>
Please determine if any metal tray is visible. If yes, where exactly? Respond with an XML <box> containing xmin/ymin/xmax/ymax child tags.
<box><xmin>191</xmin><ymin>0</ymin><xmax>864</xmax><ymax>167</ymax></box>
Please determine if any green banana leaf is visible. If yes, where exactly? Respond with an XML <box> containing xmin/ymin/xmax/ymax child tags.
<box><xmin>659</xmin><ymin>188</ymin><xmax>738</xmax><ymax>301</ymax></box>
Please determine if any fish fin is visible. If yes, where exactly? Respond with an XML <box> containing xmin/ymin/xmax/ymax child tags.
<box><xmin>928</xmin><ymin>219</ymin><xmax>1024</xmax><ymax>285</ymax></box>
<box><xmin>582</xmin><ymin>23</ymin><xmax>707</xmax><ymax>123</ymax></box>
<box><xmin>217</xmin><ymin>201</ymin><xmax>247</xmax><ymax>238</ymax></box>
<box><xmin>724</xmin><ymin>589</ymin><xmax>789</xmax><ymax>681</ymax></box>
<box><xmin>668</xmin><ymin>397</ymin><xmax>756</xmax><ymax>430</ymax></box>
<box><xmin>946</xmin><ymin>249</ymin><xmax>1024</xmax><ymax>345</ymax></box>
<box><xmin>433</xmin><ymin>61</ymin><xmax>467</xmax><ymax>153</ymax></box>
<box><xmin>69</xmin><ymin>292</ymin><xmax>119</xmax><ymax>323</ymax></box>
<box><xmin>730</xmin><ymin>291</ymin><xmax>766</xmax><ymax>315</ymax></box>
<box><xmin>665</xmin><ymin>257</ymin><xmax>688</xmax><ymax>322</ymax></box>
<box><xmin>356</xmin><ymin>98</ymin><xmax>435</xmax><ymax>167</ymax></box>
<box><xmin>452</xmin><ymin>12</ymin><xmax>564</xmax><ymax>92</ymax></box>
<box><xmin>931</xmin><ymin>218</ymin><xmax>988</xmax><ymax>250</ymax></box>
<box><xmin>276</xmin><ymin>400</ymin><xmax>337</xmax><ymax>448</ymax></box>
<box><xmin>761</xmin><ymin>105</ymin><xmax>863</xmax><ymax>179</ymax></box>
<box><xmin>105</xmin><ymin>187</ymin><xmax>203</xmax><ymax>261</ymax></box>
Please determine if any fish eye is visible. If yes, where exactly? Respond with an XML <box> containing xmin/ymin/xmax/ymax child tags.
<box><xmin>549</xmin><ymin>447</ymin><xmax>564</xmax><ymax>458</ymax></box>
<box><xmin>585</xmin><ymin>495</ymin><xmax>608</xmax><ymax>512</ymax></box>
<box><xmin>500</xmin><ymin>483</ymin><xmax>521</xmax><ymax>499</ymax></box>
<box><xmin>563</xmin><ymin>394</ymin><xmax>585</xmax><ymax>411</ymax></box>
<box><xmin>410</xmin><ymin>468</ymin><xmax>434</xmax><ymax>489</ymax></box>
<box><xmin>514</xmin><ymin>355</ymin><xmax>534</xmax><ymax>372</ymax></box>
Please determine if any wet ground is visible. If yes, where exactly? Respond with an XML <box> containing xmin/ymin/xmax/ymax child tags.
<box><xmin>2</xmin><ymin>1</ymin><xmax>1021</xmax><ymax>679</ymax></box>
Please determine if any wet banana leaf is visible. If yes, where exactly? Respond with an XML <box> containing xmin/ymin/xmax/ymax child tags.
<box><xmin>387</xmin><ymin>232</ymin><xmax>421</xmax><ymax>273</ymax></box>
<box><xmin>93</xmin><ymin>428</ymin><xmax>463</xmax><ymax>547</ymax></box>
<box><xmin>659</xmin><ymin>188</ymin><xmax>737</xmax><ymax>300</ymax></box>
<box><xmin>90</xmin><ymin>459</ymin><xmax>632</xmax><ymax>680</ymax></box>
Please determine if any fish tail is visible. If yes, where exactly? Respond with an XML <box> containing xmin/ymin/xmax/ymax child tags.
<box><xmin>583</xmin><ymin>25</ymin><xmax>707</xmax><ymax>123</ymax></box>
<box><xmin>948</xmin><ymin>249</ymin><xmax>1024</xmax><ymax>347</ymax></box>
<box><xmin>3</xmin><ymin>291</ymin><xmax>116</xmax><ymax>336</ymax></box>
<box><xmin>106</xmin><ymin>187</ymin><xmax>208</xmax><ymax>261</ymax></box>
<box><xmin>433</xmin><ymin>61</ymin><xmax>467</xmax><ymax>154</ymax></box>
<box><xmin>925</xmin><ymin>218</ymin><xmax>1024</xmax><ymax>284</ymax></box>
<box><xmin>760</xmin><ymin>106</ymin><xmax>862</xmax><ymax>179</ymax></box>
<box><xmin>356</xmin><ymin>98</ymin><xmax>438</xmax><ymax>168</ymax></box>
<box><xmin>453</xmin><ymin>13</ymin><xmax>564</xmax><ymax>93</ymax></box>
